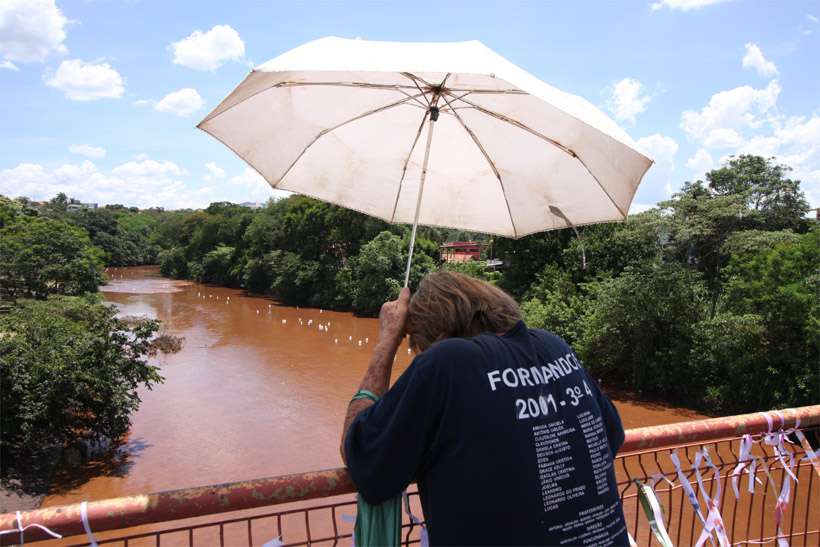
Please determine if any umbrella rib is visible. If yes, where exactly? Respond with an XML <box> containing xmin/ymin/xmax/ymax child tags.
<box><xmin>274</xmin><ymin>81</ymin><xmax>420</xmax><ymax>91</ymax></box>
<box><xmin>444</xmin><ymin>91</ymin><xmax>627</xmax><ymax>218</ymax></box>
<box><xmin>272</xmin><ymin>91</ymin><xmax>426</xmax><ymax>187</ymax></box>
<box><xmin>446</xmin><ymin>87</ymin><xmax>528</xmax><ymax>95</ymax></box>
<box><xmin>439</xmin><ymin>93</ymin><xmax>518</xmax><ymax>237</ymax></box>
<box><xmin>390</xmin><ymin>110</ymin><xmax>430</xmax><ymax>223</ymax></box>
<box><xmin>395</xmin><ymin>88</ymin><xmax>431</xmax><ymax>109</ymax></box>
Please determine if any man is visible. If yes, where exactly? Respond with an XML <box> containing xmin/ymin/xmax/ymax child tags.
<box><xmin>341</xmin><ymin>271</ymin><xmax>628</xmax><ymax>546</ymax></box>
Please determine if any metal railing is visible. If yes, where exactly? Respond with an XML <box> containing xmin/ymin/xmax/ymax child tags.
<box><xmin>2</xmin><ymin>405</ymin><xmax>818</xmax><ymax>546</ymax></box>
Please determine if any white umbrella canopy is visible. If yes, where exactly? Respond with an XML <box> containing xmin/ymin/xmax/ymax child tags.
<box><xmin>198</xmin><ymin>37</ymin><xmax>653</xmax><ymax>285</ymax></box>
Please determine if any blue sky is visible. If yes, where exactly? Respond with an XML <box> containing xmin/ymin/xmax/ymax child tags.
<box><xmin>1</xmin><ymin>0</ymin><xmax>819</xmax><ymax>211</ymax></box>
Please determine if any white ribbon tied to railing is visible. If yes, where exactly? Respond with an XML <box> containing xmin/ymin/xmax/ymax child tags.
<box><xmin>0</xmin><ymin>510</ymin><xmax>62</xmax><ymax>545</ymax></box>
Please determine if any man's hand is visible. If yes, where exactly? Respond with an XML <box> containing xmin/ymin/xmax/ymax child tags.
<box><xmin>377</xmin><ymin>287</ymin><xmax>410</xmax><ymax>348</ymax></box>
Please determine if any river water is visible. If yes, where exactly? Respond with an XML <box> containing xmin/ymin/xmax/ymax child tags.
<box><xmin>42</xmin><ymin>266</ymin><xmax>707</xmax><ymax>507</ymax></box>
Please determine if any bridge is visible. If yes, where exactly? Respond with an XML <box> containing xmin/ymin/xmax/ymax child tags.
<box><xmin>2</xmin><ymin>405</ymin><xmax>818</xmax><ymax>546</ymax></box>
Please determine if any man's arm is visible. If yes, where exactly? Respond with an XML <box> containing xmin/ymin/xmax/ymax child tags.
<box><xmin>340</xmin><ymin>287</ymin><xmax>410</xmax><ymax>465</ymax></box>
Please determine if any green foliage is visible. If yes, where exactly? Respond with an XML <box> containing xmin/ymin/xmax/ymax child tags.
<box><xmin>577</xmin><ymin>262</ymin><xmax>708</xmax><ymax>397</ymax></box>
<box><xmin>0</xmin><ymin>296</ymin><xmax>165</xmax><ymax>457</ymax></box>
<box><xmin>707</xmin><ymin>155</ymin><xmax>810</xmax><ymax>232</ymax></box>
<box><xmin>562</xmin><ymin>211</ymin><xmax>664</xmax><ymax>280</ymax></box>
<box><xmin>158</xmin><ymin>247</ymin><xmax>188</xmax><ymax>278</ymax></box>
<box><xmin>441</xmin><ymin>260</ymin><xmax>501</xmax><ymax>283</ymax></box>
<box><xmin>268</xmin><ymin>250</ymin><xmax>321</xmax><ymax>305</ymax></box>
<box><xmin>688</xmin><ymin>313</ymin><xmax>768</xmax><ymax>412</ymax></box>
<box><xmin>718</xmin><ymin>229</ymin><xmax>819</xmax><ymax>409</ymax></box>
<box><xmin>345</xmin><ymin>231</ymin><xmax>405</xmax><ymax>314</ymax></box>
<box><xmin>201</xmin><ymin>245</ymin><xmax>237</xmax><ymax>285</ymax></box>
<box><xmin>494</xmin><ymin>230</ymin><xmax>573</xmax><ymax>298</ymax></box>
<box><xmin>0</xmin><ymin>216</ymin><xmax>105</xmax><ymax>298</ymax></box>
<box><xmin>520</xmin><ymin>266</ymin><xmax>587</xmax><ymax>345</ymax></box>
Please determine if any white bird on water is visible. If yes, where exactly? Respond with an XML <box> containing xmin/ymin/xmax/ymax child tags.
<box><xmin>334</xmin><ymin>338</ymin><xmax>338</xmax><ymax>344</ymax></box>
<box><xmin>358</xmin><ymin>340</ymin><xmax>362</xmax><ymax>347</ymax></box>
<box><xmin>365</xmin><ymin>337</ymin><xmax>369</xmax><ymax>344</ymax></box>
<box><xmin>282</xmin><ymin>319</ymin><xmax>287</xmax><ymax>325</ymax></box>
<box><xmin>348</xmin><ymin>336</ymin><xmax>353</xmax><ymax>341</ymax></box>
<box><xmin>308</xmin><ymin>319</ymin><xmax>313</xmax><ymax>326</ymax></box>
<box><xmin>407</xmin><ymin>348</ymin><xmax>411</xmax><ymax>354</ymax></box>
<box><xmin>256</xmin><ymin>309</ymin><xmax>260</xmax><ymax>314</ymax></box>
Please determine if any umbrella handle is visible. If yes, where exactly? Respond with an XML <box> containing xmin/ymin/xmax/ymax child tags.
<box><xmin>403</xmin><ymin>112</ymin><xmax>437</xmax><ymax>287</ymax></box>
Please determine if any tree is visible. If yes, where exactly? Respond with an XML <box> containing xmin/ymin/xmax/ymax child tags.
<box><xmin>717</xmin><ymin>229</ymin><xmax>819</xmax><ymax>409</ymax></box>
<box><xmin>0</xmin><ymin>216</ymin><xmax>105</xmax><ymax>298</ymax></box>
<box><xmin>494</xmin><ymin>230</ymin><xmax>573</xmax><ymax>298</ymax></box>
<box><xmin>707</xmin><ymin>155</ymin><xmax>810</xmax><ymax>232</ymax></box>
<box><xmin>158</xmin><ymin>247</ymin><xmax>188</xmax><ymax>278</ymax></box>
<box><xmin>339</xmin><ymin>231</ymin><xmax>437</xmax><ymax>315</ymax></box>
<box><xmin>576</xmin><ymin>262</ymin><xmax>708</xmax><ymax>398</ymax></box>
<box><xmin>201</xmin><ymin>245</ymin><xmax>237</xmax><ymax>285</ymax></box>
<box><xmin>561</xmin><ymin>210</ymin><xmax>665</xmax><ymax>280</ymax></box>
<box><xmin>268</xmin><ymin>250</ymin><xmax>322</xmax><ymax>305</ymax></box>
<box><xmin>661</xmin><ymin>156</ymin><xmax>811</xmax><ymax>303</ymax></box>
<box><xmin>0</xmin><ymin>296</ymin><xmax>170</xmax><ymax>459</ymax></box>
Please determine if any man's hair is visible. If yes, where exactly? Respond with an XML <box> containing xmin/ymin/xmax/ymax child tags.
<box><xmin>406</xmin><ymin>270</ymin><xmax>522</xmax><ymax>352</ymax></box>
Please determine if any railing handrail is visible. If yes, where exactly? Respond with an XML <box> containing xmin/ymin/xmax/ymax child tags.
<box><xmin>2</xmin><ymin>404</ymin><xmax>818</xmax><ymax>544</ymax></box>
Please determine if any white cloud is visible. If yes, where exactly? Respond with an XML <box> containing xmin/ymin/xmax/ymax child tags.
<box><xmin>742</xmin><ymin>43</ymin><xmax>778</xmax><ymax>78</ymax></box>
<box><xmin>0</xmin><ymin>157</ymin><xmax>297</xmax><ymax>209</ymax></box>
<box><xmin>637</xmin><ymin>133</ymin><xmax>679</xmax><ymax>198</ymax></box>
<box><xmin>681</xmin><ymin>80</ymin><xmax>780</xmax><ymax>140</ymax></box>
<box><xmin>154</xmin><ymin>88</ymin><xmax>204</xmax><ymax>116</ymax></box>
<box><xmin>686</xmin><ymin>149</ymin><xmax>714</xmax><ymax>178</ymax></box>
<box><xmin>637</xmin><ymin>134</ymin><xmax>678</xmax><ymax>164</ymax></box>
<box><xmin>0</xmin><ymin>0</ymin><xmax>67</xmax><ymax>64</ymax></box>
<box><xmin>703</xmin><ymin>128</ymin><xmax>745</xmax><ymax>148</ymax></box>
<box><xmin>680</xmin><ymin>77</ymin><xmax>820</xmax><ymax>206</ymax></box>
<box><xmin>204</xmin><ymin>162</ymin><xmax>225</xmax><ymax>181</ymax></box>
<box><xmin>0</xmin><ymin>157</ymin><xmax>204</xmax><ymax>209</ymax></box>
<box><xmin>133</xmin><ymin>99</ymin><xmax>150</xmax><ymax>107</ymax></box>
<box><xmin>226</xmin><ymin>167</ymin><xmax>291</xmax><ymax>202</ymax></box>
<box><xmin>0</xmin><ymin>60</ymin><xmax>19</xmax><ymax>71</ymax></box>
<box><xmin>170</xmin><ymin>25</ymin><xmax>245</xmax><ymax>71</ymax></box>
<box><xmin>46</xmin><ymin>59</ymin><xmax>124</xmax><ymax>101</ymax></box>
<box><xmin>69</xmin><ymin>144</ymin><xmax>106</xmax><ymax>159</ymax></box>
<box><xmin>604</xmin><ymin>78</ymin><xmax>651</xmax><ymax>125</ymax></box>
<box><xmin>808</xmin><ymin>14</ymin><xmax>819</xmax><ymax>24</ymax></box>
<box><xmin>650</xmin><ymin>0</ymin><xmax>731</xmax><ymax>11</ymax></box>
<box><xmin>112</xmin><ymin>158</ymin><xmax>187</xmax><ymax>179</ymax></box>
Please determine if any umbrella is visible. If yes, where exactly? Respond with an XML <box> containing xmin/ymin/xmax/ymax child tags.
<box><xmin>198</xmin><ymin>37</ymin><xmax>653</xmax><ymax>286</ymax></box>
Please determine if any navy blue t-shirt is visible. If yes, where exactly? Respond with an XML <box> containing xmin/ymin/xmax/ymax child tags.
<box><xmin>344</xmin><ymin>321</ymin><xmax>628</xmax><ymax>546</ymax></box>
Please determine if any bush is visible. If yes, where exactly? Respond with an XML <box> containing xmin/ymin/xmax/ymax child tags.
<box><xmin>577</xmin><ymin>262</ymin><xmax>708</xmax><ymax>398</ymax></box>
<box><xmin>0</xmin><ymin>296</ymin><xmax>171</xmax><ymax>459</ymax></box>
<box><xmin>158</xmin><ymin>247</ymin><xmax>188</xmax><ymax>278</ymax></box>
<box><xmin>201</xmin><ymin>245</ymin><xmax>236</xmax><ymax>285</ymax></box>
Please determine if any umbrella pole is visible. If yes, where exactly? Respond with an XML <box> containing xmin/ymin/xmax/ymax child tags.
<box><xmin>403</xmin><ymin>109</ymin><xmax>438</xmax><ymax>288</ymax></box>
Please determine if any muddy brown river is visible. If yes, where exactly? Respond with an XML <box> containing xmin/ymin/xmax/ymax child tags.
<box><xmin>42</xmin><ymin>266</ymin><xmax>707</xmax><ymax>507</ymax></box>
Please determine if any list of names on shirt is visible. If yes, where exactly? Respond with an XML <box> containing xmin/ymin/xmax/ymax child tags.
<box><xmin>577</xmin><ymin>410</ymin><xmax>612</xmax><ymax>495</ymax></box>
<box><xmin>532</xmin><ymin>419</ymin><xmax>582</xmax><ymax>512</ymax></box>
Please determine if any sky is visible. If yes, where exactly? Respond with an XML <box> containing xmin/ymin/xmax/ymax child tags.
<box><xmin>1</xmin><ymin>0</ymin><xmax>819</xmax><ymax>211</ymax></box>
